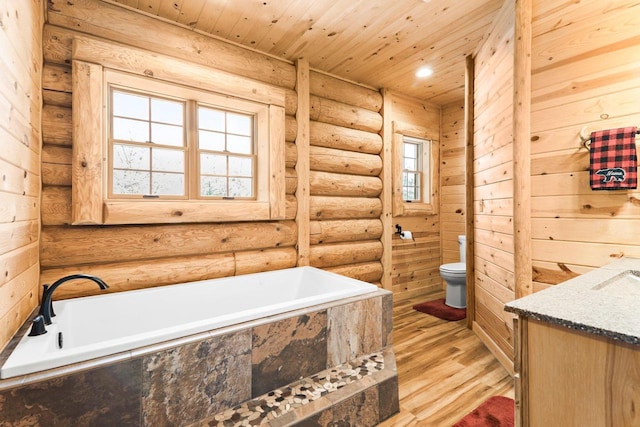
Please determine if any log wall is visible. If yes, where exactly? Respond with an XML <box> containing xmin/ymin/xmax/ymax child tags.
<box><xmin>530</xmin><ymin>0</ymin><xmax>640</xmax><ymax>290</ymax></box>
<box><xmin>308</xmin><ymin>71</ymin><xmax>384</xmax><ymax>283</ymax></box>
<box><xmin>0</xmin><ymin>0</ymin><xmax>42</xmax><ymax>353</ymax></box>
<box><xmin>387</xmin><ymin>93</ymin><xmax>442</xmax><ymax>301</ymax></box>
<box><xmin>441</xmin><ymin>101</ymin><xmax>466</xmax><ymax>265</ymax></box>
<box><xmin>40</xmin><ymin>23</ymin><xmax>298</xmax><ymax>299</ymax></box>
<box><xmin>472</xmin><ymin>0</ymin><xmax>516</xmax><ymax>366</ymax></box>
<box><xmin>39</xmin><ymin>0</ymin><xmax>386</xmax><ymax>301</ymax></box>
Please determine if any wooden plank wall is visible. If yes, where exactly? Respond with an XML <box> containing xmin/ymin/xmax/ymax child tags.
<box><xmin>0</xmin><ymin>0</ymin><xmax>43</xmax><ymax>352</ymax></box>
<box><xmin>440</xmin><ymin>101</ymin><xmax>466</xmax><ymax>265</ymax></box>
<box><xmin>388</xmin><ymin>93</ymin><xmax>442</xmax><ymax>301</ymax></box>
<box><xmin>530</xmin><ymin>0</ymin><xmax>640</xmax><ymax>290</ymax></box>
<box><xmin>40</xmin><ymin>0</ymin><xmax>385</xmax><ymax>300</ymax></box>
<box><xmin>472</xmin><ymin>0</ymin><xmax>516</xmax><ymax>367</ymax></box>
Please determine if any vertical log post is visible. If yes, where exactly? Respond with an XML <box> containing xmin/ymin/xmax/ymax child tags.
<box><xmin>380</xmin><ymin>89</ymin><xmax>393</xmax><ymax>290</ymax></box>
<box><xmin>465</xmin><ymin>54</ymin><xmax>476</xmax><ymax>328</ymax></box>
<box><xmin>514</xmin><ymin>0</ymin><xmax>533</xmax><ymax>299</ymax></box>
<box><xmin>295</xmin><ymin>59</ymin><xmax>310</xmax><ymax>266</ymax></box>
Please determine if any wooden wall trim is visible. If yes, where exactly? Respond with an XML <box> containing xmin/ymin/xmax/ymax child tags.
<box><xmin>72</xmin><ymin>34</ymin><xmax>287</xmax><ymax>108</ymax></box>
<box><xmin>473</xmin><ymin>321</ymin><xmax>515</xmax><ymax>376</ymax></box>
<box><xmin>71</xmin><ymin>60</ymin><xmax>103</xmax><ymax>225</ymax></box>
<box><xmin>269</xmin><ymin>105</ymin><xmax>287</xmax><ymax>219</ymax></box>
<box><xmin>391</xmin><ymin>130</ymin><xmax>405</xmax><ymax>218</ymax></box>
<box><xmin>295</xmin><ymin>58</ymin><xmax>310</xmax><ymax>266</ymax></box>
<box><xmin>380</xmin><ymin>89</ymin><xmax>393</xmax><ymax>290</ymax></box>
<box><xmin>513</xmin><ymin>0</ymin><xmax>533</xmax><ymax>299</ymax></box>
<box><xmin>514</xmin><ymin>317</ymin><xmax>529</xmax><ymax>427</ymax></box>
<box><xmin>465</xmin><ymin>54</ymin><xmax>476</xmax><ymax>328</ymax></box>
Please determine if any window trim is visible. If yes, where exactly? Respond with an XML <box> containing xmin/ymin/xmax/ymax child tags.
<box><xmin>392</xmin><ymin>121</ymin><xmax>439</xmax><ymax>216</ymax></box>
<box><xmin>71</xmin><ymin>36</ymin><xmax>286</xmax><ymax>225</ymax></box>
<box><xmin>401</xmin><ymin>136</ymin><xmax>426</xmax><ymax>203</ymax></box>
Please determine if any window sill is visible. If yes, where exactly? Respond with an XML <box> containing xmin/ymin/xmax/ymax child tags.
<box><xmin>397</xmin><ymin>201</ymin><xmax>437</xmax><ymax>216</ymax></box>
<box><xmin>102</xmin><ymin>200</ymin><xmax>280</xmax><ymax>225</ymax></box>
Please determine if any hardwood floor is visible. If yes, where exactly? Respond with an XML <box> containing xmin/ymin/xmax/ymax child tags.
<box><xmin>379</xmin><ymin>290</ymin><xmax>515</xmax><ymax>426</ymax></box>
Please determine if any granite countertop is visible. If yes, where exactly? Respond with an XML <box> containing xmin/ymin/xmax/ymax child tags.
<box><xmin>505</xmin><ymin>257</ymin><xmax>640</xmax><ymax>346</ymax></box>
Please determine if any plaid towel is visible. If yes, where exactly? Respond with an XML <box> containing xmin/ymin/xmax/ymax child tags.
<box><xmin>590</xmin><ymin>126</ymin><xmax>638</xmax><ymax>190</ymax></box>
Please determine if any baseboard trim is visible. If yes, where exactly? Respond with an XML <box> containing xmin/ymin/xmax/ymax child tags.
<box><xmin>473</xmin><ymin>321</ymin><xmax>515</xmax><ymax>377</ymax></box>
<box><xmin>393</xmin><ymin>285</ymin><xmax>443</xmax><ymax>303</ymax></box>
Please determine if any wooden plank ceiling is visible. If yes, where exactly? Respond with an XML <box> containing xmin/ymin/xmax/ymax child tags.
<box><xmin>105</xmin><ymin>0</ymin><xmax>503</xmax><ymax>105</ymax></box>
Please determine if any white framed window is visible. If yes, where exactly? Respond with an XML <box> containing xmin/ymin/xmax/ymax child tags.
<box><xmin>109</xmin><ymin>88</ymin><xmax>188</xmax><ymax>199</ymax></box>
<box><xmin>197</xmin><ymin>105</ymin><xmax>255</xmax><ymax>199</ymax></box>
<box><xmin>402</xmin><ymin>136</ymin><xmax>431</xmax><ymax>203</ymax></box>
<box><xmin>392</xmin><ymin>122</ymin><xmax>438</xmax><ymax>216</ymax></box>
<box><xmin>71</xmin><ymin>37</ymin><xmax>285</xmax><ymax>225</ymax></box>
<box><xmin>105</xmin><ymin>74</ymin><xmax>266</xmax><ymax>203</ymax></box>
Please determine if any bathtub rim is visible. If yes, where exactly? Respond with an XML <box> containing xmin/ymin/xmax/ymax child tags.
<box><xmin>1</xmin><ymin>266</ymin><xmax>379</xmax><ymax>380</ymax></box>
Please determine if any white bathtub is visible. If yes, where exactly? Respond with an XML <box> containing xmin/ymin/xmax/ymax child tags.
<box><xmin>1</xmin><ymin>267</ymin><xmax>378</xmax><ymax>379</ymax></box>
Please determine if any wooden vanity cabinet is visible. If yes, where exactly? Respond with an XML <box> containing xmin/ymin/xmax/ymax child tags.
<box><xmin>514</xmin><ymin>317</ymin><xmax>640</xmax><ymax>427</ymax></box>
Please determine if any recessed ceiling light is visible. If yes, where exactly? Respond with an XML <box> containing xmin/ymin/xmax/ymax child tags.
<box><xmin>416</xmin><ymin>66</ymin><xmax>433</xmax><ymax>78</ymax></box>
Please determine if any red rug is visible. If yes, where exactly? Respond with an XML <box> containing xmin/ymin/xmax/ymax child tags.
<box><xmin>453</xmin><ymin>396</ymin><xmax>515</xmax><ymax>427</ymax></box>
<box><xmin>412</xmin><ymin>298</ymin><xmax>466</xmax><ymax>321</ymax></box>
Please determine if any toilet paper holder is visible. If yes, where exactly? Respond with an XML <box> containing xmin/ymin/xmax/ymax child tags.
<box><xmin>394</xmin><ymin>224</ymin><xmax>415</xmax><ymax>241</ymax></box>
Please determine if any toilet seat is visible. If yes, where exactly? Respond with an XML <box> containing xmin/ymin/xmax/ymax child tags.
<box><xmin>439</xmin><ymin>262</ymin><xmax>466</xmax><ymax>275</ymax></box>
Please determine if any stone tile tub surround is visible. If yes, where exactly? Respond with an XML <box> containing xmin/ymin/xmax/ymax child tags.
<box><xmin>200</xmin><ymin>350</ymin><xmax>398</xmax><ymax>426</ymax></box>
<box><xmin>505</xmin><ymin>257</ymin><xmax>640</xmax><ymax>345</ymax></box>
<box><xmin>0</xmin><ymin>289</ymin><xmax>395</xmax><ymax>426</ymax></box>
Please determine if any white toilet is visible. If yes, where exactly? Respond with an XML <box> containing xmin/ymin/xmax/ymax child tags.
<box><xmin>439</xmin><ymin>235</ymin><xmax>467</xmax><ymax>308</ymax></box>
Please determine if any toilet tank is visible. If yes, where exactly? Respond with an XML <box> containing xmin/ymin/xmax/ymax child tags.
<box><xmin>458</xmin><ymin>235</ymin><xmax>466</xmax><ymax>262</ymax></box>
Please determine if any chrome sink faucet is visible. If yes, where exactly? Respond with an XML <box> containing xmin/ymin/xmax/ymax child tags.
<box><xmin>29</xmin><ymin>274</ymin><xmax>109</xmax><ymax>336</ymax></box>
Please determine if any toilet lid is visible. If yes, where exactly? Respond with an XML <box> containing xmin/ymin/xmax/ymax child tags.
<box><xmin>440</xmin><ymin>262</ymin><xmax>466</xmax><ymax>274</ymax></box>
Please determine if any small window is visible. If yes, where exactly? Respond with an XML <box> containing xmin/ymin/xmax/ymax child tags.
<box><xmin>402</xmin><ymin>136</ymin><xmax>429</xmax><ymax>203</ymax></box>
<box><xmin>392</xmin><ymin>122</ymin><xmax>438</xmax><ymax>216</ymax></box>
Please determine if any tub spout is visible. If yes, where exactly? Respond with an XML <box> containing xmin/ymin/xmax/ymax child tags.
<box><xmin>38</xmin><ymin>274</ymin><xmax>109</xmax><ymax>326</ymax></box>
